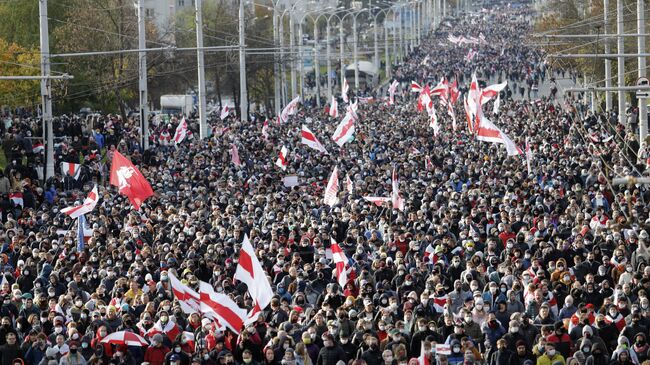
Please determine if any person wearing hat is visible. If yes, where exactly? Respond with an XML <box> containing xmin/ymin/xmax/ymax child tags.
<box><xmin>514</xmin><ymin>340</ymin><xmax>534</xmax><ymax>365</ymax></box>
<box><xmin>535</xmin><ymin>342</ymin><xmax>565</xmax><ymax>365</ymax></box>
<box><xmin>316</xmin><ymin>332</ymin><xmax>346</xmax><ymax>365</ymax></box>
<box><xmin>144</xmin><ymin>333</ymin><xmax>169</xmax><ymax>365</ymax></box>
<box><xmin>546</xmin><ymin>322</ymin><xmax>572</xmax><ymax>360</ymax></box>
<box><xmin>58</xmin><ymin>341</ymin><xmax>85</xmax><ymax>365</ymax></box>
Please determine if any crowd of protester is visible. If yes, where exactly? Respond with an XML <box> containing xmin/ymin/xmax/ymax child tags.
<box><xmin>0</xmin><ymin>3</ymin><xmax>650</xmax><ymax>365</ymax></box>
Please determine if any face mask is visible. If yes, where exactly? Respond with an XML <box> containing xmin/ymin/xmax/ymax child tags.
<box><xmin>175</xmin><ymin>346</ymin><xmax>182</xmax><ymax>353</ymax></box>
<box><xmin>243</xmin><ymin>359</ymin><xmax>252</xmax><ymax>364</ymax></box>
<box><xmin>547</xmin><ymin>350</ymin><xmax>556</xmax><ymax>356</ymax></box>
<box><xmin>510</xmin><ymin>327</ymin><xmax>519</xmax><ymax>333</ymax></box>
<box><xmin>582</xmin><ymin>347</ymin><xmax>590</xmax><ymax>353</ymax></box>
<box><xmin>161</xmin><ymin>316</ymin><xmax>169</xmax><ymax>323</ymax></box>
<box><xmin>418</xmin><ymin>325</ymin><xmax>426</xmax><ymax>332</ymax></box>
<box><xmin>475</xmin><ymin>304</ymin><xmax>483</xmax><ymax>310</ymax></box>
<box><xmin>54</xmin><ymin>326</ymin><xmax>63</xmax><ymax>334</ymax></box>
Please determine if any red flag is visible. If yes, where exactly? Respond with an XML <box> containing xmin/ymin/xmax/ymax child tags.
<box><xmin>109</xmin><ymin>151</ymin><xmax>154</xmax><ymax>210</ymax></box>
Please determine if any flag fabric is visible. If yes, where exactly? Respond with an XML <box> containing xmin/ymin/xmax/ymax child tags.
<box><xmin>481</xmin><ymin>81</ymin><xmax>508</xmax><ymax>105</ymax></box>
<box><xmin>301</xmin><ymin>125</ymin><xmax>328</xmax><ymax>154</ymax></box>
<box><xmin>433</xmin><ymin>295</ymin><xmax>448</xmax><ymax>312</ymax></box>
<box><xmin>231</xmin><ymin>144</ymin><xmax>243</xmax><ymax>167</ymax></box>
<box><xmin>147</xmin><ymin>320</ymin><xmax>180</xmax><ymax>342</ymax></box>
<box><xmin>388</xmin><ymin>80</ymin><xmax>400</xmax><ymax>105</ymax></box>
<box><xmin>109</xmin><ymin>151</ymin><xmax>154</xmax><ymax>210</ymax></box>
<box><xmin>220</xmin><ymin>106</ymin><xmax>230</xmax><ymax>120</ymax></box>
<box><xmin>363</xmin><ymin>196</ymin><xmax>391</xmax><ymax>206</ymax></box>
<box><xmin>275</xmin><ymin>146</ymin><xmax>288</xmax><ymax>170</ymax></box>
<box><xmin>410</xmin><ymin>81</ymin><xmax>423</xmax><ymax>93</ymax></box>
<box><xmin>280</xmin><ymin>96</ymin><xmax>300</xmax><ymax>123</ymax></box>
<box><xmin>199</xmin><ymin>281</ymin><xmax>247</xmax><ymax>334</ymax></box>
<box><xmin>425</xmin><ymin>156</ymin><xmax>433</xmax><ymax>171</ymax></box>
<box><xmin>76</xmin><ymin>214</ymin><xmax>86</xmax><ymax>252</ymax></box>
<box><xmin>61</xmin><ymin>184</ymin><xmax>99</xmax><ymax>218</ymax></box>
<box><xmin>526</xmin><ymin>137</ymin><xmax>533</xmax><ymax>174</ymax></box>
<box><xmin>262</xmin><ymin>119</ymin><xmax>269</xmax><ymax>140</ymax></box>
<box><xmin>493</xmin><ymin>93</ymin><xmax>501</xmax><ymax>114</ymax></box>
<box><xmin>173</xmin><ymin>117</ymin><xmax>188</xmax><ymax>145</ymax></box>
<box><xmin>331</xmin><ymin>239</ymin><xmax>349</xmax><ymax>287</ymax></box>
<box><xmin>61</xmin><ymin>162</ymin><xmax>82</xmax><ymax>180</ymax></box>
<box><xmin>410</xmin><ymin>147</ymin><xmax>421</xmax><ymax>155</ymax></box>
<box><xmin>476</xmin><ymin>116</ymin><xmax>522</xmax><ymax>156</ymax></box>
<box><xmin>342</xmin><ymin>79</ymin><xmax>349</xmax><ymax>103</ymax></box>
<box><xmin>332</xmin><ymin>113</ymin><xmax>355</xmax><ymax>147</ymax></box>
<box><xmin>464</xmin><ymin>95</ymin><xmax>475</xmax><ymax>133</ymax></box>
<box><xmin>391</xmin><ymin>167</ymin><xmax>405</xmax><ymax>211</ymax></box>
<box><xmin>9</xmin><ymin>192</ymin><xmax>23</xmax><ymax>207</ymax></box>
<box><xmin>234</xmin><ymin>235</ymin><xmax>274</xmax><ymax>324</ymax></box>
<box><xmin>32</xmin><ymin>143</ymin><xmax>44</xmax><ymax>154</ymax></box>
<box><xmin>346</xmin><ymin>174</ymin><xmax>353</xmax><ymax>195</ymax></box>
<box><xmin>323</xmin><ymin>166</ymin><xmax>339</xmax><ymax>207</ymax></box>
<box><xmin>346</xmin><ymin>99</ymin><xmax>359</xmax><ymax>120</ymax></box>
<box><xmin>418</xmin><ymin>340</ymin><xmax>430</xmax><ymax>365</ymax></box>
<box><xmin>466</xmin><ymin>49</ymin><xmax>477</xmax><ymax>62</ymax></box>
<box><xmin>329</xmin><ymin>96</ymin><xmax>339</xmax><ymax>118</ymax></box>
<box><xmin>168</xmin><ymin>272</ymin><xmax>201</xmax><ymax>314</ymax></box>
<box><xmin>430</xmin><ymin>111</ymin><xmax>440</xmax><ymax>137</ymax></box>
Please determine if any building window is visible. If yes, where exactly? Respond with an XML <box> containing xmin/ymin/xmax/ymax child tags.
<box><xmin>145</xmin><ymin>8</ymin><xmax>154</xmax><ymax>17</ymax></box>
<box><xmin>178</xmin><ymin>0</ymin><xmax>185</xmax><ymax>6</ymax></box>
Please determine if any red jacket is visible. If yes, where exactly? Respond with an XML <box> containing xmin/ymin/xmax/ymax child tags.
<box><xmin>144</xmin><ymin>345</ymin><xmax>170</xmax><ymax>365</ymax></box>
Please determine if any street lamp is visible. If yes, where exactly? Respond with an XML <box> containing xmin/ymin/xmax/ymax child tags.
<box><xmin>341</xmin><ymin>8</ymin><xmax>369</xmax><ymax>90</ymax></box>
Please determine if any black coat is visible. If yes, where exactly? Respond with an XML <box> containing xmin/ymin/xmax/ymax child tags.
<box><xmin>317</xmin><ymin>345</ymin><xmax>347</xmax><ymax>365</ymax></box>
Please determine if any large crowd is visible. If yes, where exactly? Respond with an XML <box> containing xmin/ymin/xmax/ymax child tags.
<box><xmin>1</xmin><ymin>4</ymin><xmax>650</xmax><ymax>365</ymax></box>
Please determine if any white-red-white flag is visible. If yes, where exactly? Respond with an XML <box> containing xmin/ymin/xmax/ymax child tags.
<box><xmin>476</xmin><ymin>116</ymin><xmax>522</xmax><ymax>156</ymax></box>
<box><xmin>391</xmin><ymin>167</ymin><xmax>405</xmax><ymax>211</ymax></box>
<box><xmin>363</xmin><ymin>196</ymin><xmax>391</xmax><ymax>206</ymax></box>
<box><xmin>429</xmin><ymin>109</ymin><xmax>440</xmax><ymax>137</ymax></box>
<box><xmin>280</xmin><ymin>96</ymin><xmax>300</xmax><ymax>123</ymax></box>
<box><xmin>61</xmin><ymin>184</ymin><xmax>100</xmax><ymax>219</ymax></box>
<box><xmin>323</xmin><ymin>166</ymin><xmax>339</xmax><ymax>207</ymax></box>
<box><xmin>331</xmin><ymin>239</ymin><xmax>348</xmax><ymax>287</ymax></box>
<box><xmin>262</xmin><ymin>119</ymin><xmax>269</xmax><ymax>140</ymax></box>
<box><xmin>411</xmin><ymin>81</ymin><xmax>423</xmax><ymax>93</ymax></box>
<box><xmin>173</xmin><ymin>117</ymin><xmax>188</xmax><ymax>145</ymax></box>
<box><xmin>332</xmin><ymin>112</ymin><xmax>355</xmax><ymax>147</ymax></box>
<box><xmin>418</xmin><ymin>340</ymin><xmax>430</xmax><ymax>365</ymax></box>
<box><xmin>466</xmin><ymin>49</ymin><xmax>477</xmax><ymax>62</ymax></box>
<box><xmin>220</xmin><ymin>106</ymin><xmax>230</xmax><ymax>120</ymax></box>
<box><xmin>168</xmin><ymin>272</ymin><xmax>201</xmax><ymax>314</ymax></box>
<box><xmin>346</xmin><ymin>174</ymin><xmax>353</xmax><ymax>195</ymax></box>
<box><xmin>61</xmin><ymin>162</ymin><xmax>82</xmax><ymax>180</ymax></box>
<box><xmin>301</xmin><ymin>125</ymin><xmax>328</xmax><ymax>154</ymax></box>
<box><xmin>231</xmin><ymin>144</ymin><xmax>243</xmax><ymax>167</ymax></box>
<box><xmin>525</xmin><ymin>137</ymin><xmax>533</xmax><ymax>174</ymax></box>
<box><xmin>329</xmin><ymin>96</ymin><xmax>339</xmax><ymax>118</ymax></box>
<box><xmin>342</xmin><ymin>79</ymin><xmax>350</xmax><ymax>103</ymax></box>
<box><xmin>425</xmin><ymin>156</ymin><xmax>433</xmax><ymax>171</ymax></box>
<box><xmin>235</xmin><ymin>235</ymin><xmax>274</xmax><ymax>324</ymax></box>
<box><xmin>275</xmin><ymin>146</ymin><xmax>288</xmax><ymax>170</ymax></box>
<box><xmin>481</xmin><ymin>81</ymin><xmax>508</xmax><ymax>105</ymax></box>
<box><xmin>147</xmin><ymin>320</ymin><xmax>180</xmax><ymax>342</ymax></box>
<box><xmin>199</xmin><ymin>281</ymin><xmax>247</xmax><ymax>334</ymax></box>
<box><xmin>388</xmin><ymin>80</ymin><xmax>400</xmax><ymax>105</ymax></box>
<box><xmin>493</xmin><ymin>93</ymin><xmax>501</xmax><ymax>114</ymax></box>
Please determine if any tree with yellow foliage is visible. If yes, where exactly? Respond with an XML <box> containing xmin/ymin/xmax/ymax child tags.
<box><xmin>0</xmin><ymin>38</ymin><xmax>40</xmax><ymax>108</ymax></box>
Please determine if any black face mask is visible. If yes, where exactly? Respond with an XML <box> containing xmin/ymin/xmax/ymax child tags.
<box><xmin>70</xmin><ymin>348</ymin><xmax>78</xmax><ymax>354</ymax></box>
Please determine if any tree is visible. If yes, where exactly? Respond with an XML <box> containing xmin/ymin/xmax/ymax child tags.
<box><xmin>0</xmin><ymin>39</ymin><xmax>40</xmax><ymax>107</ymax></box>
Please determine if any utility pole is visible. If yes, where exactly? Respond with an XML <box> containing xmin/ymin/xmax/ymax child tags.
<box><xmin>340</xmin><ymin>21</ymin><xmax>345</xmax><ymax>90</ymax></box>
<box><xmin>353</xmin><ymin>15</ymin><xmax>359</xmax><ymax>89</ymax></box>
<box><xmin>314</xmin><ymin>21</ymin><xmax>321</xmax><ymax>108</ymax></box>
<box><xmin>384</xmin><ymin>23</ymin><xmax>390</xmax><ymax>79</ymax></box>
<box><xmin>279</xmin><ymin>14</ymin><xmax>286</xmax><ymax>106</ymax></box>
<box><xmin>195</xmin><ymin>0</ymin><xmax>208</xmax><ymax>138</ymax></box>
<box><xmin>137</xmin><ymin>0</ymin><xmax>149</xmax><ymax>149</ymax></box>
<box><xmin>273</xmin><ymin>9</ymin><xmax>281</xmax><ymax>114</ymax></box>
<box><xmin>604</xmin><ymin>0</ymin><xmax>612</xmax><ymax>111</ymax></box>
<box><xmin>637</xmin><ymin>0</ymin><xmax>647</xmax><ymax>142</ymax></box>
<box><xmin>617</xmin><ymin>0</ymin><xmax>625</xmax><ymax>125</ymax></box>
<box><xmin>290</xmin><ymin>15</ymin><xmax>297</xmax><ymax>98</ymax></box>
<box><xmin>326</xmin><ymin>23</ymin><xmax>332</xmax><ymax>100</ymax></box>
<box><xmin>239</xmin><ymin>0</ymin><xmax>248</xmax><ymax>121</ymax></box>
<box><xmin>39</xmin><ymin>0</ymin><xmax>54</xmax><ymax>180</ymax></box>
<box><xmin>298</xmin><ymin>20</ymin><xmax>304</xmax><ymax>101</ymax></box>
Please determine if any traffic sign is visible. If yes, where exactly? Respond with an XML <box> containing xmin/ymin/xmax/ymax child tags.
<box><xmin>637</xmin><ymin>77</ymin><xmax>649</xmax><ymax>86</ymax></box>
<box><xmin>636</xmin><ymin>91</ymin><xmax>650</xmax><ymax>98</ymax></box>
